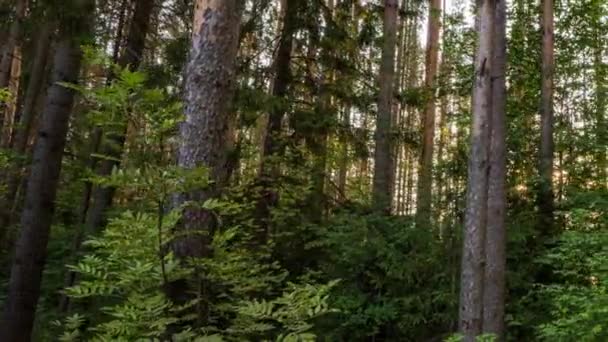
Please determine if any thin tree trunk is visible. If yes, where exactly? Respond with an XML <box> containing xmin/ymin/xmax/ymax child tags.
<box><xmin>594</xmin><ymin>29</ymin><xmax>607</xmax><ymax>188</ymax></box>
<box><xmin>459</xmin><ymin>0</ymin><xmax>494</xmax><ymax>339</ymax></box>
<box><xmin>337</xmin><ymin>1</ymin><xmax>360</xmax><ymax>196</ymax></box>
<box><xmin>482</xmin><ymin>0</ymin><xmax>507</xmax><ymax>338</ymax></box>
<box><xmin>84</xmin><ymin>0</ymin><xmax>154</xmax><ymax>234</ymax></box>
<box><xmin>372</xmin><ymin>0</ymin><xmax>398</xmax><ymax>213</ymax></box>
<box><xmin>0</xmin><ymin>22</ymin><xmax>52</xmax><ymax>246</ymax></box>
<box><xmin>255</xmin><ymin>0</ymin><xmax>297</xmax><ymax>237</ymax></box>
<box><xmin>12</xmin><ymin>23</ymin><xmax>52</xmax><ymax>155</ymax></box>
<box><xmin>337</xmin><ymin>107</ymin><xmax>349</xmax><ymax>194</ymax></box>
<box><xmin>1</xmin><ymin>44</ymin><xmax>22</xmax><ymax>147</ymax></box>
<box><xmin>415</xmin><ymin>0</ymin><xmax>441</xmax><ymax>228</ymax></box>
<box><xmin>0</xmin><ymin>1</ymin><xmax>93</xmax><ymax>339</ymax></box>
<box><xmin>538</xmin><ymin>0</ymin><xmax>554</xmax><ymax>234</ymax></box>
<box><xmin>0</xmin><ymin>0</ymin><xmax>26</xmax><ymax>90</ymax></box>
<box><xmin>71</xmin><ymin>0</ymin><xmax>126</xmax><ymax>245</ymax></box>
<box><xmin>0</xmin><ymin>0</ymin><xmax>27</xmax><ymax>135</ymax></box>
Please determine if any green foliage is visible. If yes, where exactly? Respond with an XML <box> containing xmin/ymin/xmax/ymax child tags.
<box><xmin>534</xmin><ymin>231</ymin><xmax>608</xmax><ymax>341</ymax></box>
<box><xmin>317</xmin><ymin>212</ymin><xmax>457</xmax><ymax>340</ymax></box>
<box><xmin>0</xmin><ymin>87</ymin><xmax>11</xmax><ymax>102</ymax></box>
<box><xmin>444</xmin><ymin>333</ymin><xmax>497</xmax><ymax>342</ymax></box>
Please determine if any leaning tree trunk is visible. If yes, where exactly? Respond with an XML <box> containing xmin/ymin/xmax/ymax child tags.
<box><xmin>415</xmin><ymin>0</ymin><xmax>441</xmax><ymax>228</ymax></box>
<box><xmin>538</xmin><ymin>0</ymin><xmax>555</xmax><ymax>234</ymax></box>
<box><xmin>168</xmin><ymin>0</ymin><xmax>241</xmax><ymax>319</ymax></box>
<box><xmin>0</xmin><ymin>1</ymin><xmax>93</xmax><ymax>340</ymax></box>
<box><xmin>459</xmin><ymin>0</ymin><xmax>494</xmax><ymax>340</ymax></box>
<box><xmin>482</xmin><ymin>0</ymin><xmax>507</xmax><ymax>339</ymax></box>
<box><xmin>372</xmin><ymin>0</ymin><xmax>398</xmax><ymax>213</ymax></box>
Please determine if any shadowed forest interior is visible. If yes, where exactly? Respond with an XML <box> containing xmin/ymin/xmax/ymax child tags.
<box><xmin>0</xmin><ymin>0</ymin><xmax>607</xmax><ymax>341</ymax></box>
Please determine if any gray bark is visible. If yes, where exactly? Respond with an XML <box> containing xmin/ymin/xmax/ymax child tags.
<box><xmin>482</xmin><ymin>0</ymin><xmax>507</xmax><ymax>338</ymax></box>
<box><xmin>172</xmin><ymin>0</ymin><xmax>241</xmax><ymax>259</ymax></box>
<box><xmin>538</xmin><ymin>0</ymin><xmax>555</xmax><ymax>233</ymax></box>
<box><xmin>372</xmin><ymin>0</ymin><xmax>398</xmax><ymax>213</ymax></box>
<box><xmin>459</xmin><ymin>0</ymin><xmax>494</xmax><ymax>339</ymax></box>
<box><xmin>415</xmin><ymin>0</ymin><xmax>442</xmax><ymax>228</ymax></box>
<box><xmin>0</xmin><ymin>1</ymin><xmax>93</xmax><ymax>339</ymax></box>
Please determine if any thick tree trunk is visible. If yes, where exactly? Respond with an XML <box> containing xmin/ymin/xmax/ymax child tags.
<box><xmin>538</xmin><ymin>0</ymin><xmax>554</xmax><ymax>233</ymax></box>
<box><xmin>459</xmin><ymin>0</ymin><xmax>494</xmax><ymax>339</ymax></box>
<box><xmin>415</xmin><ymin>0</ymin><xmax>441</xmax><ymax>228</ymax></box>
<box><xmin>372</xmin><ymin>0</ymin><xmax>398</xmax><ymax>213</ymax></box>
<box><xmin>0</xmin><ymin>1</ymin><xmax>93</xmax><ymax>339</ymax></box>
<box><xmin>482</xmin><ymin>0</ymin><xmax>507</xmax><ymax>338</ymax></box>
<box><xmin>84</xmin><ymin>0</ymin><xmax>154</xmax><ymax>234</ymax></box>
<box><xmin>170</xmin><ymin>0</ymin><xmax>241</xmax><ymax>295</ymax></box>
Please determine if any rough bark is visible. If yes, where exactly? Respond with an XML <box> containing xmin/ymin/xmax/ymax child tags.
<box><xmin>482</xmin><ymin>0</ymin><xmax>507</xmax><ymax>338</ymax></box>
<box><xmin>0</xmin><ymin>1</ymin><xmax>93</xmax><ymax>339</ymax></box>
<box><xmin>459</xmin><ymin>0</ymin><xmax>494</xmax><ymax>339</ymax></box>
<box><xmin>171</xmin><ymin>0</ymin><xmax>241</xmax><ymax>270</ymax></box>
<box><xmin>84</xmin><ymin>0</ymin><xmax>154</xmax><ymax>234</ymax></box>
<box><xmin>415</xmin><ymin>0</ymin><xmax>441</xmax><ymax>228</ymax></box>
<box><xmin>538</xmin><ymin>0</ymin><xmax>554</xmax><ymax>234</ymax></box>
<box><xmin>372</xmin><ymin>0</ymin><xmax>398</xmax><ymax>213</ymax></box>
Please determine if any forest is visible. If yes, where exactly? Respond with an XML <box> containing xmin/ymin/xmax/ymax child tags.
<box><xmin>0</xmin><ymin>0</ymin><xmax>606</xmax><ymax>340</ymax></box>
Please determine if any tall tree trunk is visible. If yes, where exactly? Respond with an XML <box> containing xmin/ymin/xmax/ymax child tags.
<box><xmin>372</xmin><ymin>0</ymin><xmax>398</xmax><ymax>213</ymax></box>
<box><xmin>0</xmin><ymin>0</ymin><xmax>26</xmax><ymax>89</ymax></box>
<box><xmin>255</xmin><ymin>0</ymin><xmax>297</xmax><ymax>237</ymax></box>
<box><xmin>168</xmin><ymin>0</ymin><xmax>241</xmax><ymax>314</ymax></box>
<box><xmin>1</xmin><ymin>44</ymin><xmax>22</xmax><ymax>147</ymax></box>
<box><xmin>459</xmin><ymin>0</ymin><xmax>494</xmax><ymax>339</ymax></box>
<box><xmin>404</xmin><ymin>15</ymin><xmax>419</xmax><ymax>215</ymax></box>
<box><xmin>338</xmin><ymin>107</ymin><xmax>349</xmax><ymax>195</ymax></box>
<box><xmin>12</xmin><ymin>23</ymin><xmax>52</xmax><ymax>156</ymax></box>
<box><xmin>0</xmin><ymin>22</ymin><xmax>52</xmax><ymax>246</ymax></box>
<box><xmin>0</xmin><ymin>0</ymin><xmax>27</xmax><ymax>132</ymax></box>
<box><xmin>482</xmin><ymin>0</ymin><xmax>507</xmax><ymax>338</ymax></box>
<box><xmin>337</xmin><ymin>0</ymin><xmax>360</xmax><ymax>196</ymax></box>
<box><xmin>72</xmin><ymin>0</ymin><xmax>126</xmax><ymax>244</ymax></box>
<box><xmin>415</xmin><ymin>0</ymin><xmax>441</xmax><ymax>228</ymax></box>
<box><xmin>0</xmin><ymin>1</ymin><xmax>93</xmax><ymax>339</ymax></box>
<box><xmin>538</xmin><ymin>0</ymin><xmax>554</xmax><ymax>234</ymax></box>
<box><xmin>594</xmin><ymin>29</ymin><xmax>607</xmax><ymax>188</ymax></box>
<box><xmin>84</xmin><ymin>0</ymin><xmax>154</xmax><ymax>234</ymax></box>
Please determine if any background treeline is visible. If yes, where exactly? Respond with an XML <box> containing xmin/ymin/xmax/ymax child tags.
<box><xmin>0</xmin><ymin>0</ymin><xmax>606</xmax><ymax>341</ymax></box>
